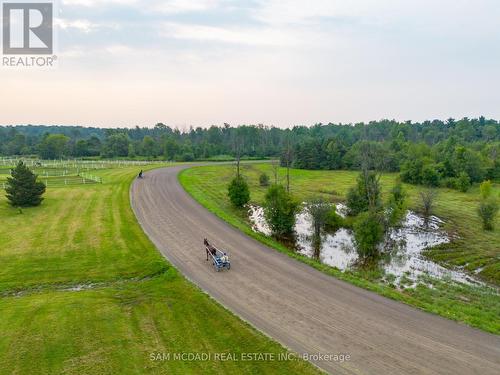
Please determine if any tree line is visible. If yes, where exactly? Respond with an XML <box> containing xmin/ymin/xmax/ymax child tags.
<box><xmin>1</xmin><ymin>117</ymin><xmax>499</xmax><ymax>190</ymax></box>
<box><xmin>290</xmin><ymin>118</ymin><xmax>499</xmax><ymax>192</ymax></box>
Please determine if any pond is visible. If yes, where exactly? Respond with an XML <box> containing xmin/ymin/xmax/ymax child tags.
<box><xmin>248</xmin><ymin>203</ymin><xmax>482</xmax><ymax>287</ymax></box>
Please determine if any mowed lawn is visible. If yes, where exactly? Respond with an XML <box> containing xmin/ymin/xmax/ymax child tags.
<box><xmin>0</xmin><ymin>166</ymin><xmax>318</xmax><ymax>375</ymax></box>
<box><xmin>0</xmin><ymin>167</ymin><xmax>166</xmax><ymax>292</ymax></box>
<box><xmin>180</xmin><ymin>163</ymin><xmax>500</xmax><ymax>334</ymax></box>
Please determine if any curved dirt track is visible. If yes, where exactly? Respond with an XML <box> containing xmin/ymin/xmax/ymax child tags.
<box><xmin>131</xmin><ymin>166</ymin><xmax>500</xmax><ymax>375</ymax></box>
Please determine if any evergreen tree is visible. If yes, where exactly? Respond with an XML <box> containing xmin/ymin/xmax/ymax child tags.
<box><xmin>227</xmin><ymin>176</ymin><xmax>250</xmax><ymax>208</ymax></box>
<box><xmin>5</xmin><ymin>161</ymin><xmax>46</xmax><ymax>207</ymax></box>
<box><xmin>263</xmin><ymin>184</ymin><xmax>299</xmax><ymax>237</ymax></box>
<box><xmin>259</xmin><ymin>173</ymin><xmax>270</xmax><ymax>187</ymax></box>
<box><xmin>353</xmin><ymin>211</ymin><xmax>384</xmax><ymax>259</ymax></box>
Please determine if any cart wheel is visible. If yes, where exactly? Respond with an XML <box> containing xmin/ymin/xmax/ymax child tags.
<box><xmin>227</xmin><ymin>263</ymin><xmax>231</xmax><ymax>270</ymax></box>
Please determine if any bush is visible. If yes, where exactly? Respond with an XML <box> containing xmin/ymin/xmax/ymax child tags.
<box><xmin>420</xmin><ymin>189</ymin><xmax>438</xmax><ymax>219</ymax></box>
<box><xmin>325</xmin><ymin>206</ymin><xmax>344</xmax><ymax>231</ymax></box>
<box><xmin>442</xmin><ymin>177</ymin><xmax>459</xmax><ymax>190</ymax></box>
<box><xmin>259</xmin><ymin>173</ymin><xmax>270</xmax><ymax>187</ymax></box>
<box><xmin>346</xmin><ymin>187</ymin><xmax>366</xmax><ymax>216</ymax></box>
<box><xmin>263</xmin><ymin>184</ymin><xmax>300</xmax><ymax>237</ymax></box>
<box><xmin>478</xmin><ymin>199</ymin><xmax>499</xmax><ymax>231</ymax></box>
<box><xmin>227</xmin><ymin>176</ymin><xmax>250</xmax><ymax>208</ymax></box>
<box><xmin>480</xmin><ymin>180</ymin><xmax>493</xmax><ymax>200</ymax></box>
<box><xmin>5</xmin><ymin>161</ymin><xmax>46</xmax><ymax>207</ymax></box>
<box><xmin>457</xmin><ymin>172</ymin><xmax>471</xmax><ymax>192</ymax></box>
<box><xmin>353</xmin><ymin>211</ymin><xmax>384</xmax><ymax>259</ymax></box>
<box><xmin>421</xmin><ymin>164</ymin><xmax>440</xmax><ymax>187</ymax></box>
<box><xmin>175</xmin><ymin>153</ymin><xmax>195</xmax><ymax>162</ymax></box>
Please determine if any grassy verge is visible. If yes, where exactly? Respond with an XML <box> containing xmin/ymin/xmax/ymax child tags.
<box><xmin>179</xmin><ymin>163</ymin><xmax>500</xmax><ymax>334</ymax></box>
<box><xmin>0</xmin><ymin>164</ymin><xmax>318</xmax><ymax>374</ymax></box>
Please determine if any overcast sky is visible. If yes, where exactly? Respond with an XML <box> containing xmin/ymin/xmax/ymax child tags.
<box><xmin>1</xmin><ymin>0</ymin><xmax>499</xmax><ymax>128</ymax></box>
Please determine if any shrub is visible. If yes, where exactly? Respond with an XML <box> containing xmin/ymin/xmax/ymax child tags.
<box><xmin>478</xmin><ymin>180</ymin><xmax>498</xmax><ymax>230</ymax></box>
<box><xmin>263</xmin><ymin>184</ymin><xmax>300</xmax><ymax>237</ymax></box>
<box><xmin>227</xmin><ymin>176</ymin><xmax>250</xmax><ymax>208</ymax></box>
<box><xmin>442</xmin><ymin>177</ymin><xmax>459</xmax><ymax>190</ymax></box>
<box><xmin>480</xmin><ymin>180</ymin><xmax>493</xmax><ymax>200</ymax></box>
<box><xmin>457</xmin><ymin>172</ymin><xmax>471</xmax><ymax>192</ymax></box>
<box><xmin>400</xmin><ymin>159</ymin><xmax>424</xmax><ymax>185</ymax></box>
<box><xmin>259</xmin><ymin>173</ymin><xmax>270</xmax><ymax>187</ymax></box>
<box><xmin>421</xmin><ymin>164</ymin><xmax>440</xmax><ymax>187</ymax></box>
<box><xmin>346</xmin><ymin>187</ymin><xmax>367</xmax><ymax>216</ymax></box>
<box><xmin>420</xmin><ymin>189</ymin><xmax>438</xmax><ymax>219</ymax></box>
<box><xmin>175</xmin><ymin>153</ymin><xmax>195</xmax><ymax>162</ymax></box>
<box><xmin>5</xmin><ymin>161</ymin><xmax>46</xmax><ymax>207</ymax></box>
<box><xmin>478</xmin><ymin>199</ymin><xmax>499</xmax><ymax>231</ymax></box>
<box><xmin>353</xmin><ymin>211</ymin><xmax>384</xmax><ymax>259</ymax></box>
<box><xmin>325</xmin><ymin>206</ymin><xmax>344</xmax><ymax>231</ymax></box>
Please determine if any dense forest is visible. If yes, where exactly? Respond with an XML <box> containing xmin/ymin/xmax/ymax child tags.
<box><xmin>1</xmin><ymin>117</ymin><xmax>499</xmax><ymax>190</ymax></box>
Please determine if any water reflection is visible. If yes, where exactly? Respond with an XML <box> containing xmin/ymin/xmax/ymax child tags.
<box><xmin>247</xmin><ymin>204</ymin><xmax>481</xmax><ymax>287</ymax></box>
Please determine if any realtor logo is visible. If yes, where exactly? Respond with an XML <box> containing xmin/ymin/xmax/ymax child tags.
<box><xmin>2</xmin><ymin>2</ymin><xmax>53</xmax><ymax>55</ymax></box>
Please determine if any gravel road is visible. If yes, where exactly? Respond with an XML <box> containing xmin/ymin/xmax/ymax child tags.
<box><xmin>130</xmin><ymin>166</ymin><xmax>500</xmax><ymax>374</ymax></box>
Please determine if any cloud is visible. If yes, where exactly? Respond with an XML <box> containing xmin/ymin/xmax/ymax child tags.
<box><xmin>62</xmin><ymin>0</ymin><xmax>220</xmax><ymax>14</ymax></box>
<box><xmin>62</xmin><ymin>0</ymin><xmax>137</xmax><ymax>7</ymax></box>
<box><xmin>151</xmin><ymin>0</ymin><xmax>220</xmax><ymax>14</ymax></box>
<box><xmin>160</xmin><ymin>22</ymin><xmax>297</xmax><ymax>46</ymax></box>
<box><xmin>56</xmin><ymin>18</ymin><xmax>98</xmax><ymax>33</ymax></box>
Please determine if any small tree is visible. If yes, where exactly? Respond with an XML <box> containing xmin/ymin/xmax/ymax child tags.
<box><xmin>307</xmin><ymin>198</ymin><xmax>332</xmax><ymax>240</ymax></box>
<box><xmin>263</xmin><ymin>184</ymin><xmax>299</xmax><ymax>237</ymax></box>
<box><xmin>307</xmin><ymin>198</ymin><xmax>332</xmax><ymax>259</ymax></box>
<box><xmin>227</xmin><ymin>176</ymin><xmax>250</xmax><ymax>208</ymax></box>
<box><xmin>270</xmin><ymin>159</ymin><xmax>280</xmax><ymax>185</ymax></box>
<box><xmin>353</xmin><ymin>211</ymin><xmax>384</xmax><ymax>259</ymax></box>
<box><xmin>387</xmin><ymin>180</ymin><xmax>407</xmax><ymax>226</ymax></box>
<box><xmin>477</xmin><ymin>180</ymin><xmax>499</xmax><ymax>230</ymax></box>
<box><xmin>259</xmin><ymin>173</ymin><xmax>270</xmax><ymax>187</ymax></box>
<box><xmin>346</xmin><ymin>171</ymin><xmax>381</xmax><ymax>215</ymax></box>
<box><xmin>5</xmin><ymin>161</ymin><xmax>46</xmax><ymax>207</ymax></box>
<box><xmin>420</xmin><ymin>189</ymin><xmax>438</xmax><ymax>220</ymax></box>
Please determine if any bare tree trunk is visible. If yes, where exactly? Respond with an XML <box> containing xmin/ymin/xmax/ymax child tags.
<box><xmin>285</xmin><ymin>137</ymin><xmax>291</xmax><ymax>193</ymax></box>
<box><xmin>271</xmin><ymin>159</ymin><xmax>279</xmax><ymax>184</ymax></box>
<box><xmin>360</xmin><ymin>141</ymin><xmax>381</xmax><ymax>210</ymax></box>
<box><xmin>232</xmin><ymin>126</ymin><xmax>242</xmax><ymax>178</ymax></box>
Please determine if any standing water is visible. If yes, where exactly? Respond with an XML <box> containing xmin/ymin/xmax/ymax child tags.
<box><xmin>248</xmin><ymin>204</ymin><xmax>482</xmax><ymax>287</ymax></box>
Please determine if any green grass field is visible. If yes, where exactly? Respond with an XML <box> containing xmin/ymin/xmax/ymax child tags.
<box><xmin>0</xmin><ymin>165</ymin><xmax>318</xmax><ymax>374</ymax></box>
<box><xmin>179</xmin><ymin>163</ymin><xmax>500</xmax><ymax>334</ymax></box>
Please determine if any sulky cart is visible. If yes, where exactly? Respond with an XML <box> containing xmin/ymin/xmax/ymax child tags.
<box><xmin>204</xmin><ymin>239</ymin><xmax>231</xmax><ymax>272</ymax></box>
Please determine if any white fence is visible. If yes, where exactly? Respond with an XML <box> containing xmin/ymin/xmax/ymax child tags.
<box><xmin>0</xmin><ymin>157</ymin><xmax>162</xmax><ymax>169</ymax></box>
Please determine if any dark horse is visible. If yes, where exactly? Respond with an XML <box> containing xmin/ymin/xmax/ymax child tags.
<box><xmin>204</xmin><ymin>238</ymin><xmax>217</xmax><ymax>260</ymax></box>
